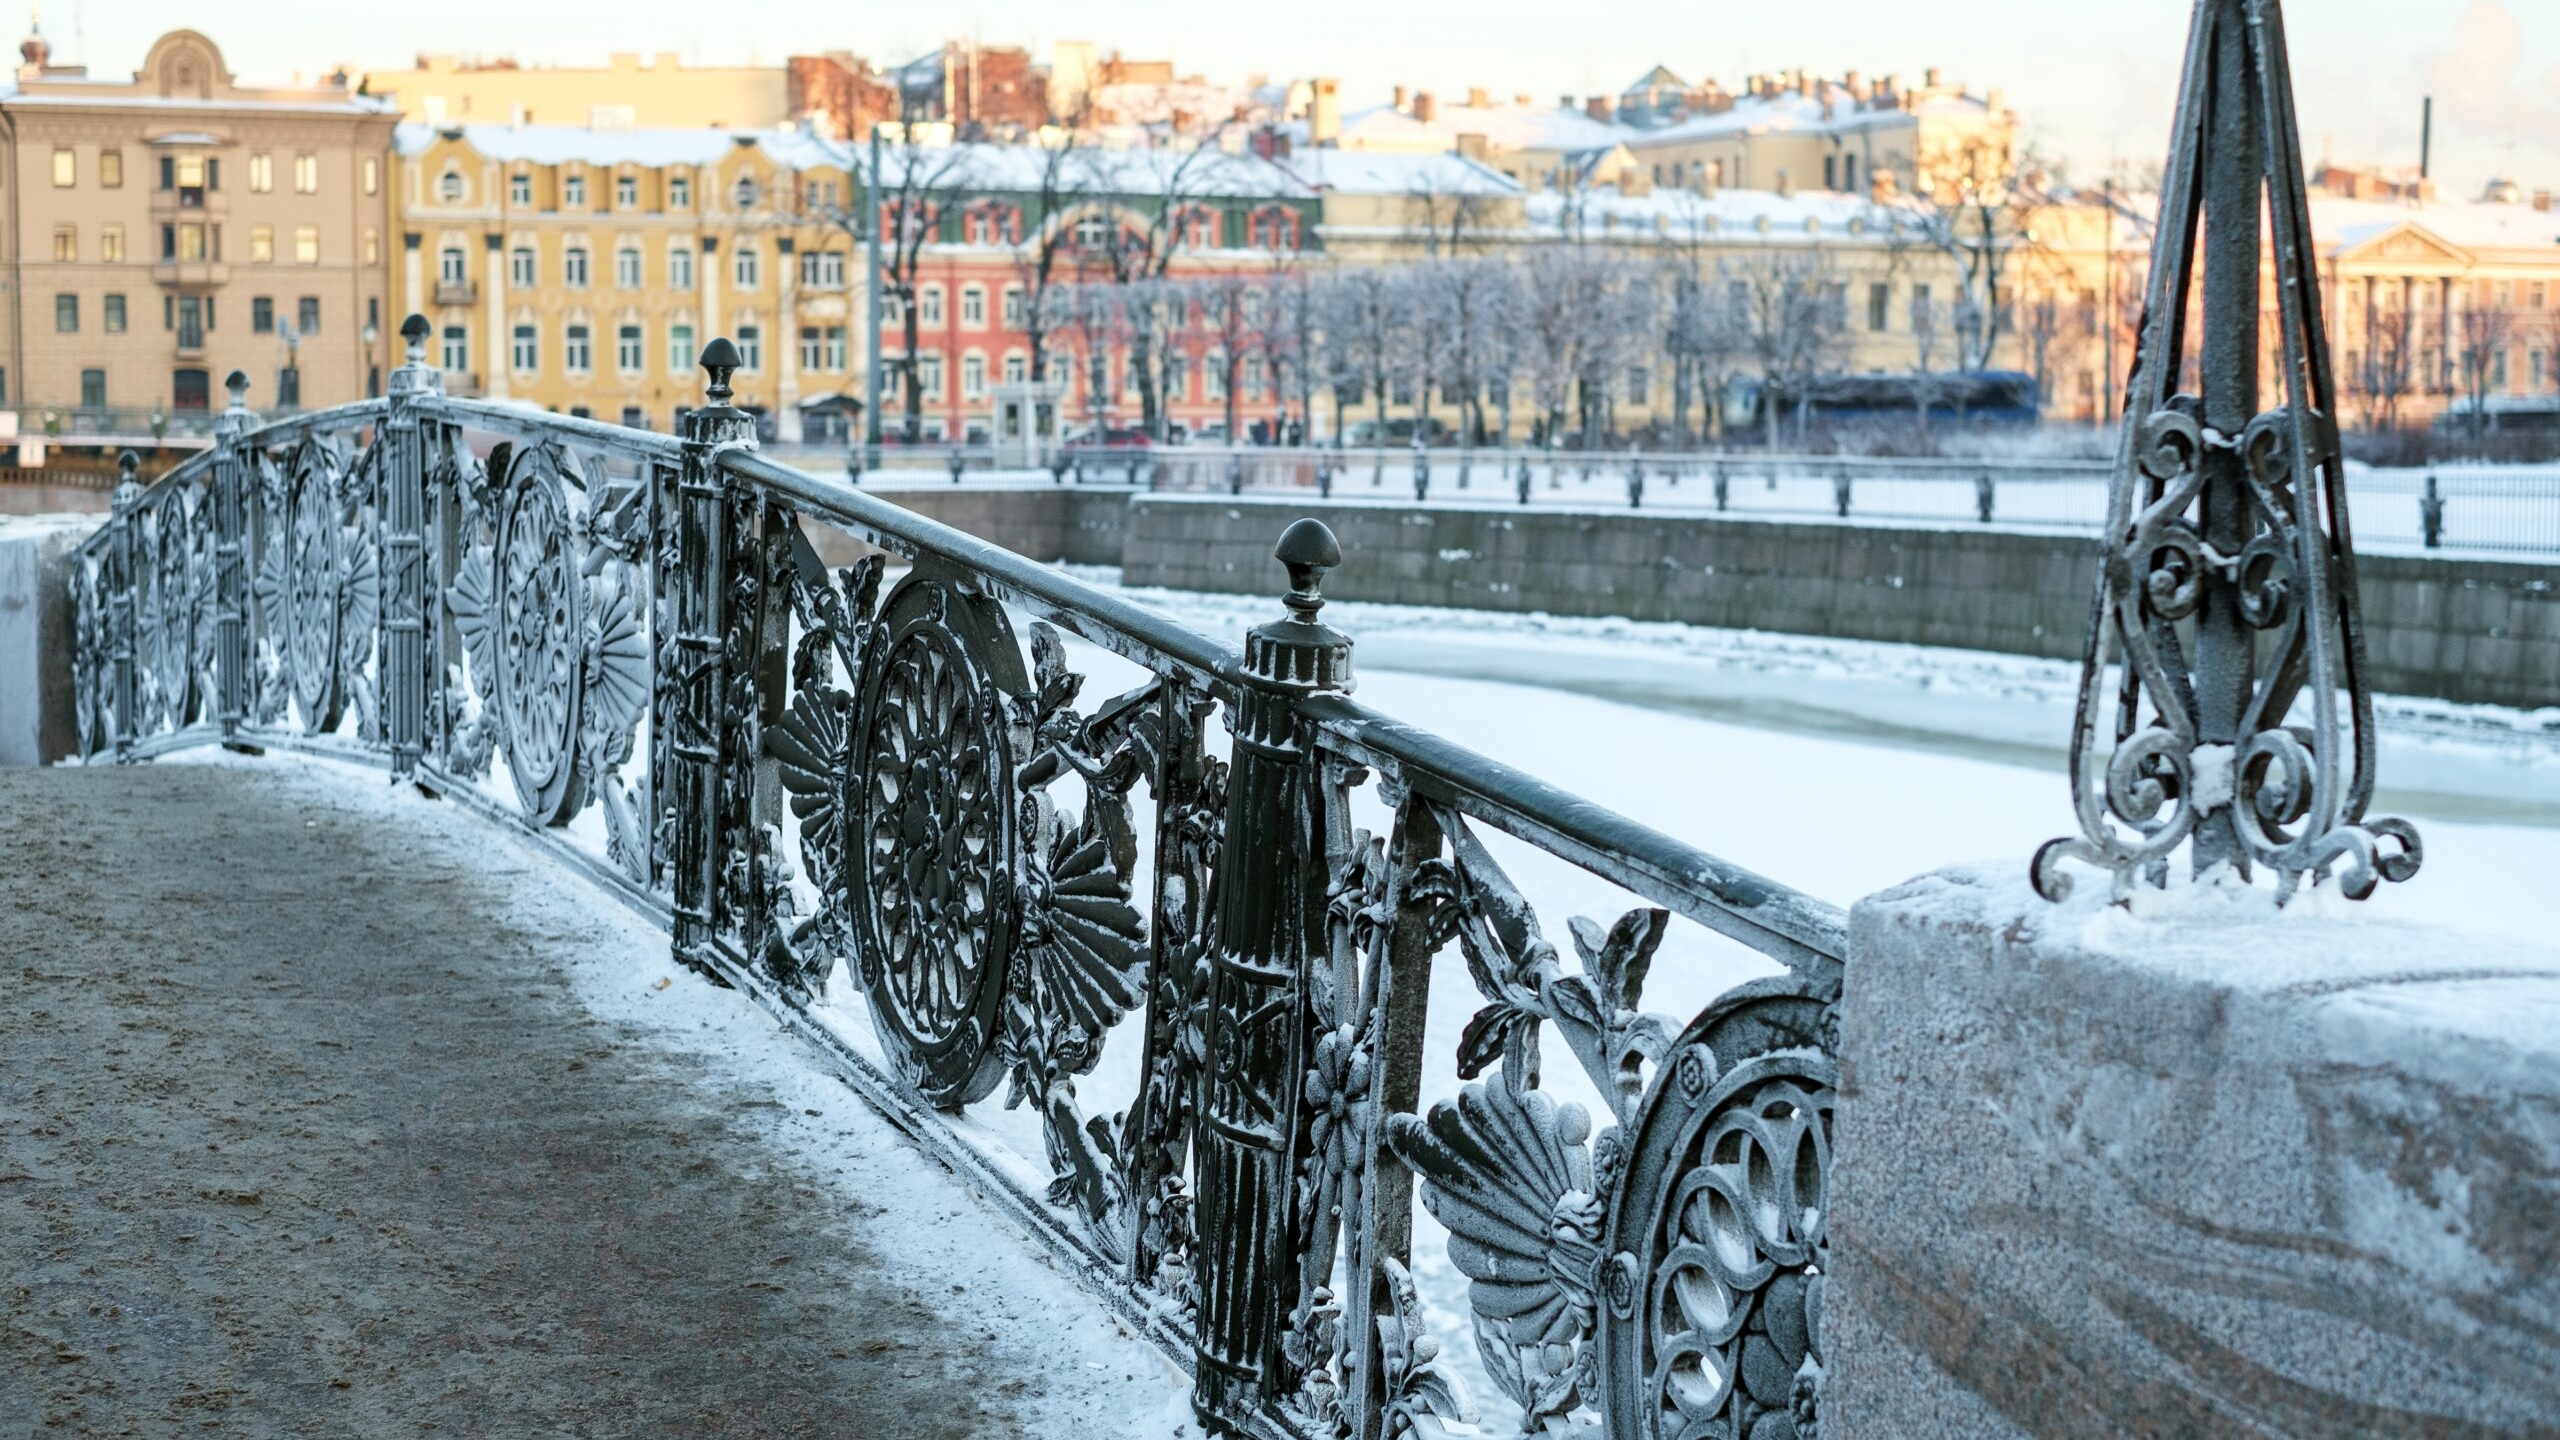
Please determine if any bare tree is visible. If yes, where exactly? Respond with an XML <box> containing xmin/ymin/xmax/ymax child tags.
<box><xmin>1425</xmin><ymin>257</ymin><xmax>1525</xmax><ymax>448</ymax></box>
<box><xmin>848</xmin><ymin>82</ymin><xmax>984</xmax><ymax>443</ymax></box>
<box><xmin>2454</xmin><ymin>292</ymin><xmax>2517</xmax><ymax>456</ymax></box>
<box><xmin>1903</xmin><ymin>131</ymin><xmax>2032</xmax><ymax>376</ymax></box>
<box><xmin>1320</xmin><ymin>267</ymin><xmax>1401</xmax><ymax>464</ymax></box>
<box><xmin>1249</xmin><ymin>262</ymin><xmax>1316</xmax><ymax>443</ymax></box>
<box><xmin>1726</xmin><ymin>250</ymin><xmax>1851</xmax><ymax>449</ymax></box>
<box><xmin>1405</xmin><ymin>169</ymin><xmax>1504</xmax><ymax>259</ymax></box>
<box><xmin>1010</xmin><ymin>118</ymin><xmax>1098</xmax><ymax>389</ymax></box>
<box><xmin>1520</xmin><ymin>247</ymin><xmax>1603</xmax><ymax>450</ymax></box>
<box><xmin>1191</xmin><ymin>271</ymin><xmax>1262</xmax><ymax>441</ymax></box>
<box><xmin>1081</xmin><ymin>132</ymin><xmax>1242</xmax><ymax>439</ymax></box>
<box><xmin>1061</xmin><ymin>280</ymin><xmax>1128</xmax><ymax>435</ymax></box>
<box><xmin>2356</xmin><ymin>291</ymin><xmax>2417</xmax><ymax>433</ymax></box>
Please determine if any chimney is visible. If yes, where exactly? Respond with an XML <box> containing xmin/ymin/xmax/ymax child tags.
<box><xmin>1392</xmin><ymin>83</ymin><xmax>1408</xmax><ymax>112</ymax></box>
<box><xmin>1310</xmin><ymin>77</ymin><xmax>1340</xmax><ymax>145</ymax></box>
<box><xmin>2534</xmin><ymin>189</ymin><xmax>2552</xmax><ymax>213</ymax></box>
<box><xmin>1467</xmin><ymin>86</ymin><xmax>1489</xmax><ymax>109</ymax></box>
<box><xmin>1586</xmin><ymin>94</ymin><xmax>1612</xmax><ymax>120</ymax></box>
<box><xmin>1413</xmin><ymin>90</ymin><xmax>1436</xmax><ymax>124</ymax></box>
<box><xmin>1455</xmin><ymin>132</ymin><xmax>1488</xmax><ymax>161</ymax></box>
<box><xmin>1843</xmin><ymin>69</ymin><xmax>1862</xmax><ymax>103</ymax></box>
<box><xmin>1924</xmin><ymin>66</ymin><xmax>1942</xmax><ymax>89</ymax></box>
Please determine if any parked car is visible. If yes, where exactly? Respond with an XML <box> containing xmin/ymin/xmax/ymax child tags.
<box><xmin>1342</xmin><ymin>416</ymin><xmax>1456</xmax><ymax>447</ymax></box>
<box><xmin>1061</xmin><ymin>426</ymin><xmax>1155</xmax><ymax>457</ymax></box>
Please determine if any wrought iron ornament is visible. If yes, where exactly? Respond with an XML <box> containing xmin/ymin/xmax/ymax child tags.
<box><xmin>71</xmin><ymin>317</ymin><xmax>1855</xmax><ymax>1440</ymax></box>
<box><xmin>2036</xmin><ymin>0</ymin><xmax>2420</xmax><ymax>905</ymax></box>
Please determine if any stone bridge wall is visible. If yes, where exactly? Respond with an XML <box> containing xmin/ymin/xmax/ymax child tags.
<box><xmin>1113</xmin><ymin>496</ymin><xmax>2558</xmax><ymax>710</ymax></box>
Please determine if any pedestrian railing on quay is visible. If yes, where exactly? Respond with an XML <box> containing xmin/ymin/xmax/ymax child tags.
<box><xmin>67</xmin><ymin>321</ymin><xmax>1847</xmax><ymax>1440</ymax></box>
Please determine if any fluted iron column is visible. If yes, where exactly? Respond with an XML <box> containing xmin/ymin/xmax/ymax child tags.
<box><xmin>382</xmin><ymin>315</ymin><xmax>440</xmax><ymax>776</ymax></box>
<box><xmin>1193</xmin><ymin>518</ymin><xmax>1352</xmax><ymax>1432</ymax></box>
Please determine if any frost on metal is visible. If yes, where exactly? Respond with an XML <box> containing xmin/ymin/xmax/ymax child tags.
<box><xmin>67</xmin><ymin>314</ymin><xmax>1850</xmax><ymax>1440</ymax></box>
<box><xmin>2035</xmin><ymin>0</ymin><xmax>2421</xmax><ymax>907</ymax></box>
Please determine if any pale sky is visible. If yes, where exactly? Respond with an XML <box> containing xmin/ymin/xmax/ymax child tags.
<box><xmin>32</xmin><ymin>0</ymin><xmax>2560</xmax><ymax>195</ymax></box>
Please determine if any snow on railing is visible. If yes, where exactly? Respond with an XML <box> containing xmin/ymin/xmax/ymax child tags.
<box><xmin>68</xmin><ymin>320</ymin><xmax>1845</xmax><ymax>1440</ymax></box>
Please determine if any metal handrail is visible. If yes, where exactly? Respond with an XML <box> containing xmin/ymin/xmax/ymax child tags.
<box><xmin>67</xmin><ymin>337</ymin><xmax>1849</xmax><ymax>1440</ymax></box>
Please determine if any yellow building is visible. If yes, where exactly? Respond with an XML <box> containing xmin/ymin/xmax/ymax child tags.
<box><xmin>1621</xmin><ymin>73</ymin><xmax>2014</xmax><ymax>206</ymax></box>
<box><xmin>390</xmin><ymin>122</ymin><xmax>861</xmax><ymax>440</ymax></box>
<box><xmin>0</xmin><ymin>27</ymin><xmax>398</xmax><ymax>423</ymax></box>
<box><xmin>2014</xmin><ymin>177</ymin><xmax>2560</xmax><ymax>429</ymax></box>
<box><xmin>360</xmin><ymin>53</ymin><xmax>788</xmax><ymax>132</ymax></box>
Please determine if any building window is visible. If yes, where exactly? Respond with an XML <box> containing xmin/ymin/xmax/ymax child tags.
<box><xmin>51</xmin><ymin>148</ymin><xmax>73</xmax><ymax>186</ymax></box>
<box><xmin>55</xmin><ymin>294</ymin><xmax>77</xmax><ymax>332</ymax></box>
<box><xmin>615</xmin><ymin>246</ymin><xmax>641</xmax><ymax>289</ymax></box>
<box><xmin>670</xmin><ymin>322</ymin><xmax>696</xmax><ymax>372</ymax></box>
<box><xmin>668</xmin><ymin>171</ymin><xmax>691</xmax><ymax>209</ymax></box>
<box><xmin>961</xmin><ymin>285</ymin><xmax>986</xmax><ymax>328</ymax></box>
<box><xmin>736</xmin><ymin>323</ymin><xmax>763</xmax><ymax>371</ymax></box>
<box><xmin>1868</xmin><ymin>283</ymin><xmax>1889</xmax><ymax>332</ymax></box>
<box><xmin>512</xmin><ymin>323</ymin><xmax>539</xmax><ymax>371</ymax></box>
<box><xmin>364</xmin><ymin>229</ymin><xmax>379</xmax><ymax>266</ymax></box>
<box><xmin>510</xmin><ymin>171</ymin><xmax>531</xmax><ymax>207</ymax></box>
<box><xmin>616</xmin><ymin>174</ymin><xmax>637</xmax><ymax>209</ymax></box>
<box><xmin>100</xmin><ymin>149</ymin><xmax>122</xmax><ymax>188</ymax></box>
<box><xmin>564</xmin><ymin>323</ymin><xmax>592</xmax><ymax>373</ymax></box>
<box><xmin>80</xmin><ymin>369</ymin><xmax>106</xmax><ymax>409</ymax></box>
<box><xmin>918</xmin><ymin>352</ymin><xmax>945</xmax><ymax>397</ymax></box>
<box><xmin>1627</xmin><ymin>365</ymin><xmax>1649</xmax><ymax>405</ymax></box>
<box><xmin>101</xmin><ymin>224</ymin><xmax>124</xmax><ymax>263</ymax></box>
<box><xmin>441</xmin><ymin>246</ymin><xmax>468</xmax><ymax>284</ymax></box>
<box><xmin>298</xmin><ymin>297</ymin><xmax>321</xmax><ymax>334</ymax></box>
<box><xmin>441</xmin><ymin>324</ymin><xmax>469</xmax><ymax>371</ymax></box>
<box><xmin>276</xmin><ymin>366</ymin><xmax>301</xmax><ymax>407</ymax></box>
<box><xmin>439</xmin><ymin>170</ymin><xmax>464</xmax><ymax>203</ymax></box>
<box><xmin>52</xmin><ymin>225</ymin><xmax>75</xmax><ymax>262</ymax></box>
<box><xmin>826</xmin><ymin>326</ymin><xmax>846</xmax><ymax>370</ymax></box>
<box><xmin>175</xmin><ymin>224</ymin><xmax>209</xmax><ymax>262</ymax></box>
<box><xmin>732</xmin><ymin>175</ymin><xmax>760</xmax><ymax>209</ymax></box>
<box><xmin>253</xmin><ymin>297</ymin><xmax>275</xmax><ymax>333</ymax></box>
<box><xmin>801</xmin><ymin>326</ymin><xmax>825</xmax><ymax>370</ymax></box>
<box><xmin>294</xmin><ymin>226</ymin><xmax>319</xmax><ymax>264</ymax></box>
<box><xmin>616</xmin><ymin>323</ymin><xmax>643</xmax><ymax>371</ymax></box>
<box><xmin>293</xmin><ymin>153</ymin><xmax>318</xmax><ymax>194</ymax></box>
<box><xmin>1002</xmin><ymin>351</ymin><xmax>1026</xmax><ymax>384</ymax></box>
<box><xmin>564</xmin><ymin>246</ymin><xmax>589</xmax><ymax>288</ymax></box>
<box><xmin>1910</xmin><ymin>284</ymin><xmax>1933</xmax><ymax>329</ymax></box>
<box><xmin>621</xmin><ymin>405</ymin><xmax>647</xmax><ymax>429</ymax></box>
<box><xmin>962</xmin><ymin>353</ymin><xmax>987</xmax><ymax>399</ymax></box>
<box><xmin>920</xmin><ymin>286</ymin><xmax>945</xmax><ymax>327</ymax></box>
<box><xmin>248</xmin><ymin>153</ymin><xmax>273</xmax><ymax>192</ymax></box>
<box><xmin>363</xmin><ymin>157</ymin><xmax>379</xmax><ymax>195</ymax></box>
<box><xmin>250</xmin><ymin>224</ymin><xmax>274</xmax><ymax>264</ymax></box>
<box><xmin>799</xmin><ymin>249</ymin><xmax>845</xmax><ymax>288</ymax></box>
<box><xmin>510</xmin><ymin>246</ymin><xmax>536</xmax><ymax>288</ymax></box>
<box><xmin>733</xmin><ymin>246</ymin><xmax>760</xmax><ymax>289</ymax></box>
<box><xmin>104</xmin><ymin>294</ymin><xmax>126</xmax><ymax>333</ymax></box>
<box><xmin>563</xmin><ymin>172</ymin><xmax>587</xmax><ymax>209</ymax></box>
<box><xmin>1001</xmin><ymin>286</ymin><xmax>1024</xmax><ymax>328</ymax></box>
<box><xmin>669</xmin><ymin>247</ymin><xmax>694</xmax><ymax>290</ymax></box>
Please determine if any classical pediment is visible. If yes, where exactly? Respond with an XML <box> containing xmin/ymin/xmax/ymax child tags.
<box><xmin>2334</xmin><ymin>221</ymin><xmax>2472</xmax><ymax>267</ymax></box>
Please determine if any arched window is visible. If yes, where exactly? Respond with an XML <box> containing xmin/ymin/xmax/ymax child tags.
<box><xmin>439</xmin><ymin>246</ymin><xmax>468</xmax><ymax>284</ymax></box>
<box><xmin>509</xmin><ymin>245</ymin><xmax>536</xmax><ymax>289</ymax></box>
<box><xmin>616</xmin><ymin>321</ymin><xmax>643</xmax><ymax>372</ymax></box>
<box><xmin>438</xmin><ymin>170</ymin><xmax>465</xmax><ymax>203</ymax></box>
<box><xmin>563</xmin><ymin>245</ymin><xmax>589</xmax><ymax>288</ymax></box>
<box><xmin>563</xmin><ymin>322</ymin><xmax>592</xmax><ymax>373</ymax></box>
<box><xmin>732</xmin><ymin>174</ymin><xmax>761</xmax><ymax>210</ymax></box>
<box><xmin>1247</xmin><ymin>206</ymin><xmax>1301</xmax><ymax>251</ymax></box>
<box><xmin>615</xmin><ymin>245</ymin><xmax>642</xmax><ymax>289</ymax></box>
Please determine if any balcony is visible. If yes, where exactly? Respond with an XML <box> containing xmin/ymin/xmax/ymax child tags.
<box><xmin>433</xmin><ymin>278</ymin><xmax>480</xmax><ymax>307</ymax></box>
<box><xmin>151</xmin><ymin>260</ymin><xmax>230</xmax><ymax>288</ymax></box>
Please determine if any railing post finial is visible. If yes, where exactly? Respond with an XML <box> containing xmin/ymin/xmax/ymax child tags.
<box><xmin>222</xmin><ymin>370</ymin><xmax>250</xmax><ymax>415</ymax></box>
<box><xmin>400</xmin><ymin>313</ymin><xmax>430</xmax><ymax>369</ymax></box>
<box><xmin>700</xmin><ymin>337</ymin><xmax>741</xmax><ymax>411</ymax></box>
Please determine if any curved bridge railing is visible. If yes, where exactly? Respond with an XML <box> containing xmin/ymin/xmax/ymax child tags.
<box><xmin>67</xmin><ymin>322</ymin><xmax>1845</xmax><ymax>1440</ymax></box>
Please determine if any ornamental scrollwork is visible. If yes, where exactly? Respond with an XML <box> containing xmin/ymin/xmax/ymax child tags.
<box><xmin>2035</xmin><ymin>0</ymin><xmax>2418</xmax><ymax>908</ymax></box>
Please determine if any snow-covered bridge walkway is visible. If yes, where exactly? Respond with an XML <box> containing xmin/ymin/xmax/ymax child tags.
<box><xmin>0</xmin><ymin>760</ymin><xmax>1193</xmax><ymax>1440</ymax></box>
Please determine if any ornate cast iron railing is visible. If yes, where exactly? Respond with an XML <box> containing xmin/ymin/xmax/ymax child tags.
<box><xmin>68</xmin><ymin>316</ymin><xmax>1847</xmax><ymax>1440</ymax></box>
<box><xmin>2035</xmin><ymin>0</ymin><xmax>2421</xmax><ymax>906</ymax></box>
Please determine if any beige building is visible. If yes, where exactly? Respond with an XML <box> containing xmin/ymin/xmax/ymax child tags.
<box><xmin>391</xmin><ymin>122</ymin><xmax>861</xmax><ymax>439</ymax></box>
<box><xmin>1621</xmin><ymin>72</ymin><xmax>2014</xmax><ymax>205</ymax></box>
<box><xmin>0</xmin><ymin>27</ymin><xmax>398</xmax><ymax>423</ymax></box>
<box><xmin>360</xmin><ymin>52</ymin><xmax>788</xmax><ymax>132</ymax></box>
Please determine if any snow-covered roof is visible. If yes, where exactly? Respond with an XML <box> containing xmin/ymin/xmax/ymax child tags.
<box><xmin>395</xmin><ymin>121</ymin><xmax>848</xmax><ymax>170</ymax></box>
<box><xmin>1325</xmin><ymin>99</ymin><xmax>1627</xmax><ymax>155</ymax></box>
<box><xmin>1278</xmin><ymin>149</ymin><xmax>1520</xmax><ymax>197</ymax></box>
<box><xmin>1622</xmin><ymin>90</ymin><xmax>1994</xmax><ymax>149</ymax></box>
<box><xmin>2311</xmin><ymin>196</ymin><xmax>2560</xmax><ymax>257</ymax></box>
<box><xmin>0</xmin><ymin>77</ymin><xmax>392</xmax><ymax>117</ymax></box>
<box><xmin>1528</xmin><ymin>182</ymin><xmax>1907</xmax><ymax>243</ymax></box>
<box><xmin>869</xmin><ymin>141</ymin><xmax>1312</xmax><ymax>199</ymax></box>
